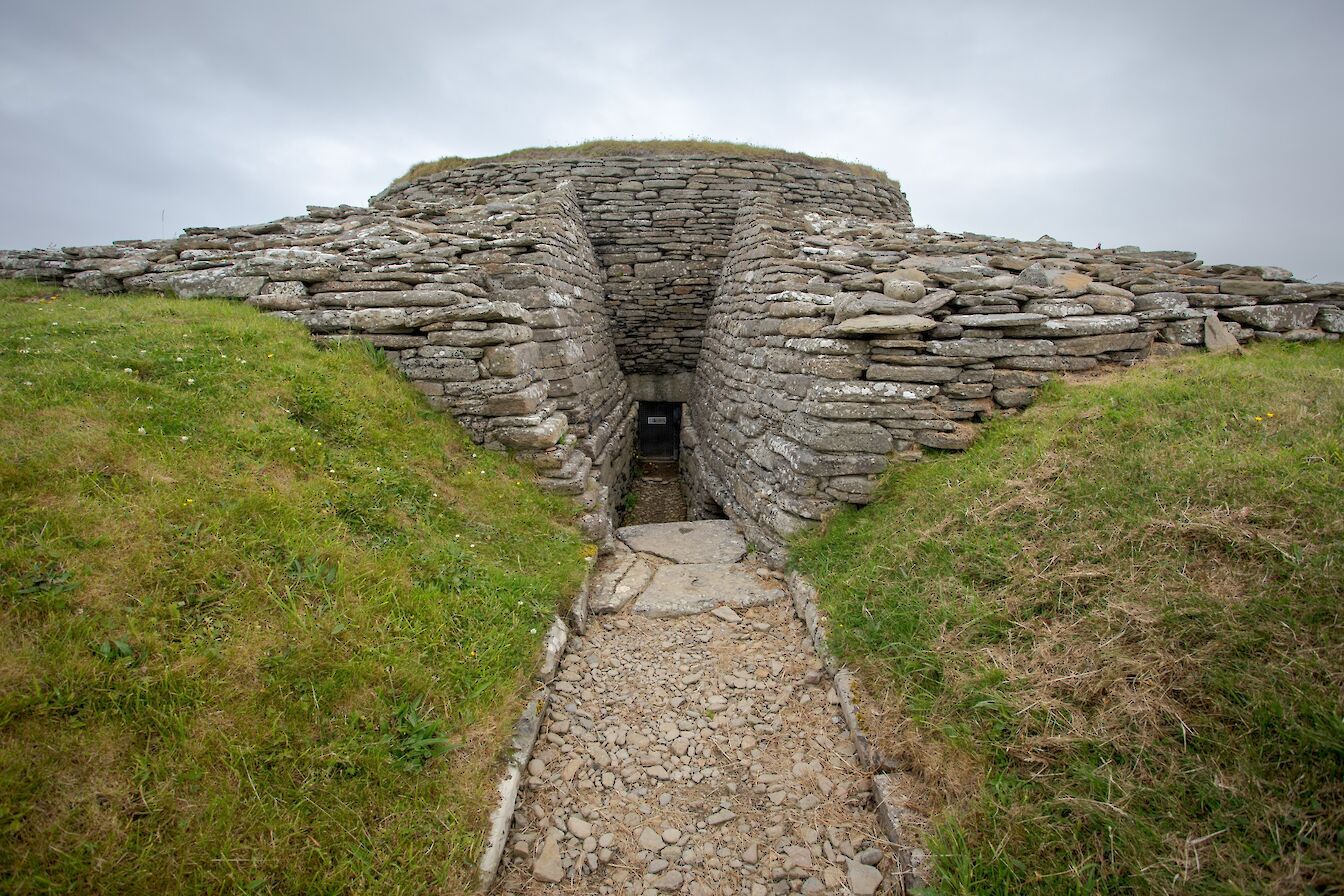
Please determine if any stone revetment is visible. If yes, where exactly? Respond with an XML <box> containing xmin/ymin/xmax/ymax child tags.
<box><xmin>5</xmin><ymin>151</ymin><xmax>1342</xmax><ymax>554</ymax></box>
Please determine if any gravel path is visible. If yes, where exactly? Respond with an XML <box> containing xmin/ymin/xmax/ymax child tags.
<box><xmin>496</xmin><ymin>523</ymin><xmax>896</xmax><ymax>895</ymax></box>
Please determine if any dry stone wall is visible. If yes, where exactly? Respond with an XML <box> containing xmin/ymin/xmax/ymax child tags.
<box><xmin>686</xmin><ymin>200</ymin><xmax>1344</xmax><ymax>556</ymax></box>
<box><xmin>375</xmin><ymin>155</ymin><xmax>912</xmax><ymax>379</ymax></box>
<box><xmin>1</xmin><ymin>182</ymin><xmax>635</xmax><ymax>539</ymax></box>
<box><xmin>4</xmin><ymin>150</ymin><xmax>1341</xmax><ymax>552</ymax></box>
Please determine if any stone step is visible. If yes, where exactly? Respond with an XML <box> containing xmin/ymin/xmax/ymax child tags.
<box><xmin>632</xmin><ymin>563</ymin><xmax>782</xmax><ymax>618</ymax></box>
<box><xmin>615</xmin><ymin>519</ymin><xmax>746</xmax><ymax>564</ymax></box>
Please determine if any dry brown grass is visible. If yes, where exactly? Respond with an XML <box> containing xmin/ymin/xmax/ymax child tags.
<box><xmin>795</xmin><ymin>342</ymin><xmax>1344</xmax><ymax>894</ymax></box>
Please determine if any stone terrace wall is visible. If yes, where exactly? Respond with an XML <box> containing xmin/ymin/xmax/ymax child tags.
<box><xmin>0</xmin><ymin>184</ymin><xmax>635</xmax><ymax>539</ymax></box>
<box><xmin>376</xmin><ymin>155</ymin><xmax>912</xmax><ymax>379</ymax></box>
<box><xmin>686</xmin><ymin>200</ymin><xmax>1344</xmax><ymax>557</ymax></box>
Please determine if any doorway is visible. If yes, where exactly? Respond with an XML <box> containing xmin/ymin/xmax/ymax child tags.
<box><xmin>624</xmin><ymin>401</ymin><xmax>687</xmax><ymax>525</ymax></box>
<box><xmin>636</xmin><ymin>401</ymin><xmax>681</xmax><ymax>460</ymax></box>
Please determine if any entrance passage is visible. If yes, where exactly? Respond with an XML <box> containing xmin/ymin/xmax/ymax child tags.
<box><xmin>625</xmin><ymin>402</ymin><xmax>687</xmax><ymax>526</ymax></box>
<box><xmin>636</xmin><ymin>401</ymin><xmax>681</xmax><ymax>459</ymax></box>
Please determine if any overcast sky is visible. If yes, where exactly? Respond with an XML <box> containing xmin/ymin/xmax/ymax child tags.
<box><xmin>2</xmin><ymin>0</ymin><xmax>1341</xmax><ymax>280</ymax></box>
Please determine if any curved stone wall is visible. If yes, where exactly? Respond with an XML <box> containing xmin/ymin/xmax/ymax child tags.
<box><xmin>376</xmin><ymin>155</ymin><xmax>912</xmax><ymax>380</ymax></box>
<box><xmin>684</xmin><ymin>199</ymin><xmax>1343</xmax><ymax>557</ymax></box>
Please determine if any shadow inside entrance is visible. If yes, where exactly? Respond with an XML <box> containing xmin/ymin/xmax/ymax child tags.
<box><xmin>620</xmin><ymin>459</ymin><xmax>688</xmax><ymax>525</ymax></box>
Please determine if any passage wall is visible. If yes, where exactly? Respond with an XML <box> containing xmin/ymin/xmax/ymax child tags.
<box><xmin>686</xmin><ymin>200</ymin><xmax>1344</xmax><ymax>558</ymax></box>
<box><xmin>376</xmin><ymin>154</ymin><xmax>911</xmax><ymax>384</ymax></box>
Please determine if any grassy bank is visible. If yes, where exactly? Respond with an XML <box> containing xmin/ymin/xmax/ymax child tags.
<box><xmin>0</xmin><ymin>281</ymin><xmax>590</xmax><ymax>893</ymax></box>
<box><xmin>794</xmin><ymin>344</ymin><xmax>1344</xmax><ymax>894</ymax></box>
<box><xmin>391</xmin><ymin>138</ymin><xmax>893</xmax><ymax>188</ymax></box>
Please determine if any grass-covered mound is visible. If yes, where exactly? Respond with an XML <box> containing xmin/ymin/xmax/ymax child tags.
<box><xmin>0</xmin><ymin>281</ymin><xmax>590</xmax><ymax>893</ymax></box>
<box><xmin>391</xmin><ymin>138</ymin><xmax>893</xmax><ymax>188</ymax></box>
<box><xmin>794</xmin><ymin>344</ymin><xmax>1344</xmax><ymax>894</ymax></box>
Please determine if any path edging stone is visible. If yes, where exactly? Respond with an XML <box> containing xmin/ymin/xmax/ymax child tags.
<box><xmin>786</xmin><ymin>571</ymin><xmax>931</xmax><ymax>892</ymax></box>
<box><xmin>476</xmin><ymin>552</ymin><xmax>597</xmax><ymax>892</ymax></box>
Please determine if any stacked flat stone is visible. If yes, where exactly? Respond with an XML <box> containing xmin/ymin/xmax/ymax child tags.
<box><xmin>4</xmin><ymin>151</ymin><xmax>1340</xmax><ymax>550</ymax></box>
<box><xmin>0</xmin><ymin>185</ymin><xmax>636</xmax><ymax>538</ymax></box>
<box><xmin>685</xmin><ymin>199</ymin><xmax>1343</xmax><ymax>554</ymax></box>
<box><xmin>375</xmin><ymin>155</ymin><xmax>913</xmax><ymax>378</ymax></box>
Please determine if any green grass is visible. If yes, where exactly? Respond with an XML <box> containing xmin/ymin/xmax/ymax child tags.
<box><xmin>390</xmin><ymin>138</ymin><xmax>894</xmax><ymax>188</ymax></box>
<box><xmin>0</xmin><ymin>281</ymin><xmax>591</xmax><ymax>894</ymax></box>
<box><xmin>793</xmin><ymin>344</ymin><xmax>1344</xmax><ymax>895</ymax></box>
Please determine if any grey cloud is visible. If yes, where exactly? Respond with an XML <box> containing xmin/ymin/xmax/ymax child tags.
<box><xmin>1</xmin><ymin>0</ymin><xmax>1340</xmax><ymax>279</ymax></box>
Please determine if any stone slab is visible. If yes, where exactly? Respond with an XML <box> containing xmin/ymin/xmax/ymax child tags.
<box><xmin>590</xmin><ymin>555</ymin><xmax>656</xmax><ymax>614</ymax></box>
<box><xmin>633</xmin><ymin>564</ymin><xmax>782</xmax><ymax>618</ymax></box>
<box><xmin>616</xmin><ymin>520</ymin><xmax>747</xmax><ymax>564</ymax></box>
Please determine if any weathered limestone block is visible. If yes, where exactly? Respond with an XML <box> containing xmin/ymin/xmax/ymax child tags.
<box><xmin>1007</xmin><ymin>314</ymin><xmax>1139</xmax><ymax>338</ymax></box>
<box><xmin>913</xmin><ymin>422</ymin><xmax>978</xmax><ymax>450</ymax></box>
<box><xmin>427</xmin><ymin>323</ymin><xmax>533</xmax><ymax>345</ymax></box>
<box><xmin>67</xmin><ymin>270</ymin><xmax>122</xmax><ymax>293</ymax></box>
<box><xmin>993</xmin><ymin>388</ymin><xmax>1036</xmax><ymax>408</ymax></box>
<box><xmin>831</xmin><ymin>314</ymin><xmax>937</xmax><ymax>336</ymax></box>
<box><xmin>1132</xmin><ymin>291</ymin><xmax>1189</xmax><ymax>312</ymax></box>
<box><xmin>236</xmin><ymin>248</ymin><xmax>343</xmax><ymax>281</ymax></box>
<box><xmin>1052</xmin><ymin>331</ymin><xmax>1153</xmax><ymax>356</ymax></box>
<box><xmin>494</xmin><ymin>413</ymin><xmax>568</xmax><ymax>449</ymax></box>
<box><xmin>866</xmin><ymin>364</ymin><xmax>959</xmax><ymax>383</ymax></box>
<box><xmin>785</xmin><ymin>337</ymin><xmax>866</xmax><ymax>356</ymax></box>
<box><xmin>929</xmin><ymin>338</ymin><xmax>1056</xmax><ymax>358</ymax></box>
<box><xmin>1023</xmin><ymin>300</ymin><xmax>1095</xmax><ymax>318</ymax></box>
<box><xmin>899</xmin><ymin>255</ymin><xmax>998</xmax><ymax>281</ymax></box>
<box><xmin>879</xmin><ymin>276</ymin><xmax>926</xmax><ymax>301</ymax></box>
<box><xmin>482</xmin><ymin>343</ymin><xmax>538</xmax><ymax>377</ymax></box>
<box><xmin>1220</xmin><ymin>279</ymin><xmax>1284</xmax><ymax>297</ymax></box>
<box><xmin>943</xmin><ymin>312</ymin><xmax>1047</xmax><ymax>328</ymax></box>
<box><xmin>1317</xmin><ymin>305</ymin><xmax>1344</xmax><ymax>334</ymax></box>
<box><xmin>1017</xmin><ymin>263</ymin><xmax>1092</xmax><ymax>294</ymax></box>
<box><xmin>808</xmin><ymin>380</ymin><xmax>941</xmax><ymax>403</ymax></box>
<box><xmin>397</xmin><ymin>358</ymin><xmax>480</xmax><ymax>382</ymax></box>
<box><xmin>1162</xmin><ymin>319</ymin><xmax>1205</xmax><ymax>345</ymax></box>
<box><xmin>1221</xmin><ymin>303</ymin><xmax>1322</xmax><ymax>332</ymax></box>
<box><xmin>832</xmin><ymin>292</ymin><xmax>918</xmax><ymax>322</ymax></box>
<box><xmin>166</xmin><ymin>268</ymin><xmax>267</xmax><ymax>298</ymax></box>
<box><xmin>767</xmin><ymin>435</ymin><xmax>888</xmax><ymax>477</ymax></box>
<box><xmin>96</xmin><ymin>256</ymin><xmax>152</xmax><ymax>278</ymax></box>
<box><xmin>781</xmin><ymin>417</ymin><xmax>894</xmax><ymax>454</ymax></box>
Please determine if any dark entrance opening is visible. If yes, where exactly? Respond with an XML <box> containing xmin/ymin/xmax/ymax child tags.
<box><xmin>623</xmin><ymin>401</ymin><xmax>688</xmax><ymax>525</ymax></box>
<box><xmin>636</xmin><ymin>401</ymin><xmax>681</xmax><ymax>460</ymax></box>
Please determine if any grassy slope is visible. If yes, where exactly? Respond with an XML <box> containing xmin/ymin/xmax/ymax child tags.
<box><xmin>391</xmin><ymin>138</ymin><xmax>893</xmax><ymax>188</ymax></box>
<box><xmin>794</xmin><ymin>344</ymin><xmax>1344</xmax><ymax>895</ymax></box>
<box><xmin>0</xmin><ymin>281</ymin><xmax>590</xmax><ymax>894</ymax></box>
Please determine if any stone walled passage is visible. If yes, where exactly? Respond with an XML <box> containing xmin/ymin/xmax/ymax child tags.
<box><xmin>374</xmin><ymin>155</ymin><xmax>912</xmax><ymax>379</ymax></box>
<box><xmin>4</xmin><ymin>152</ymin><xmax>1342</xmax><ymax>550</ymax></box>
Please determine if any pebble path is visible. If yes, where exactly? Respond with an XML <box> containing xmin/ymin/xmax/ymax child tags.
<box><xmin>495</xmin><ymin>523</ymin><xmax>897</xmax><ymax>895</ymax></box>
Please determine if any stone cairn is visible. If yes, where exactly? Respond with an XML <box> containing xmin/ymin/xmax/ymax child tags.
<box><xmin>4</xmin><ymin>153</ymin><xmax>1341</xmax><ymax>551</ymax></box>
